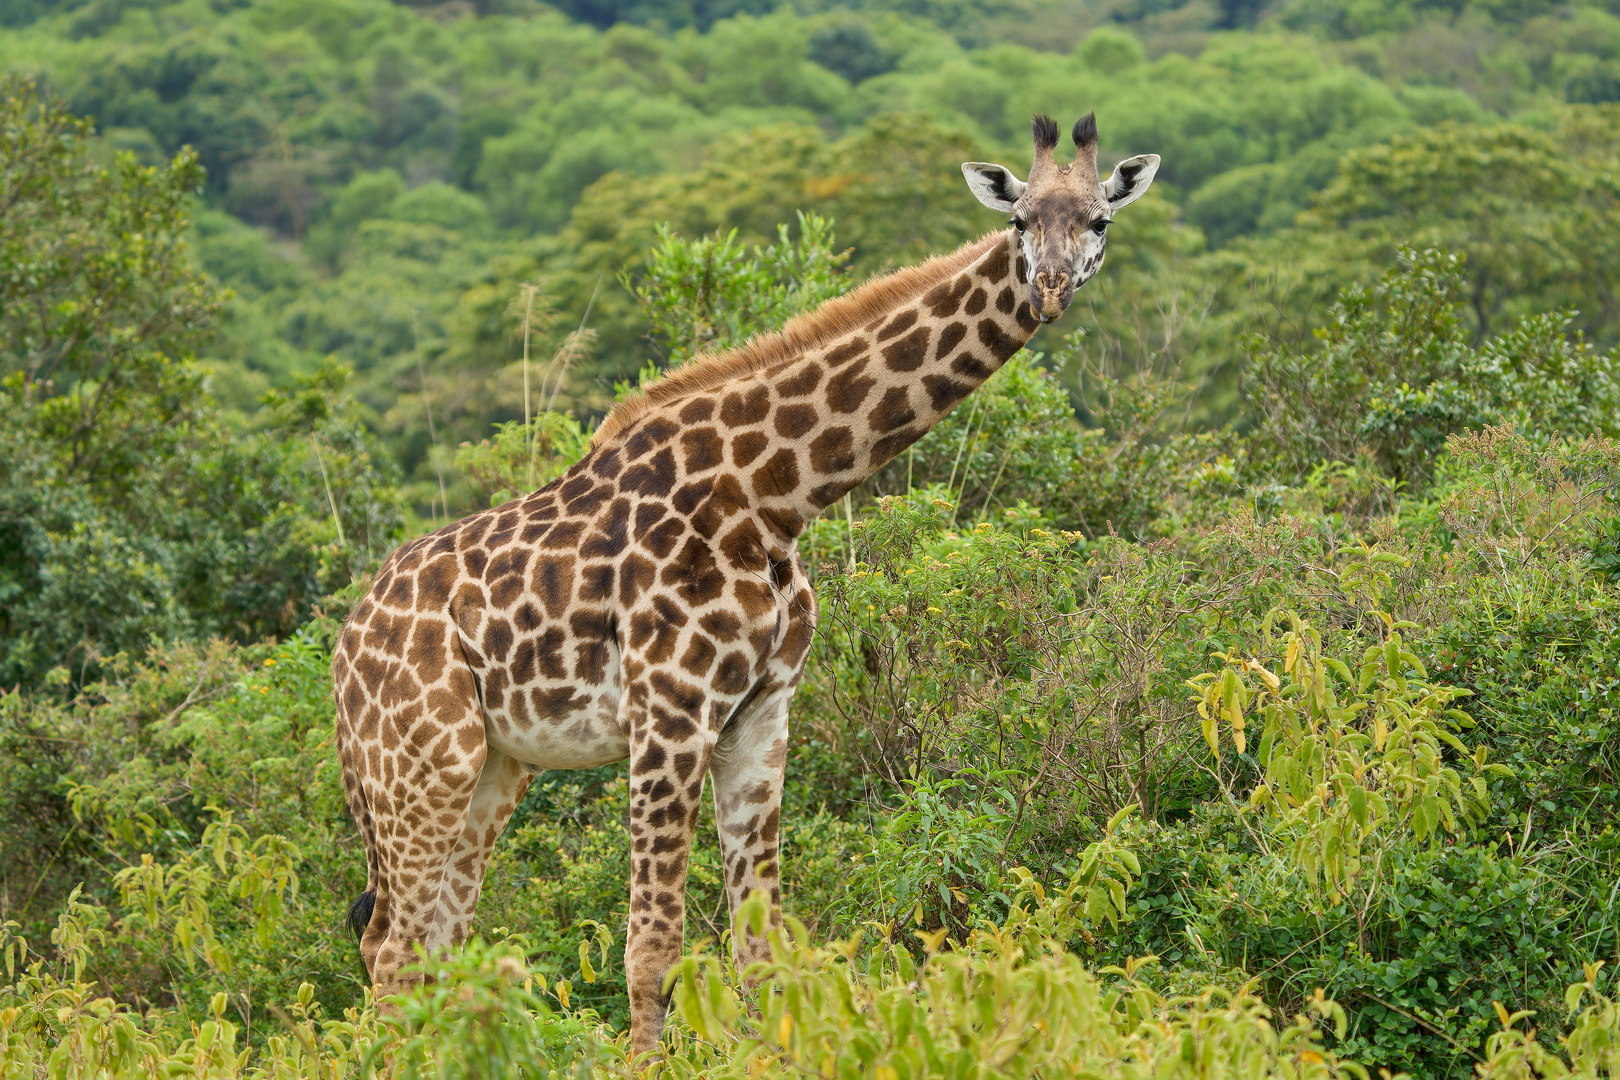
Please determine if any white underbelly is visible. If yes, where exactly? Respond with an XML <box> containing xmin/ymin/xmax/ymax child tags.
<box><xmin>482</xmin><ymin>647</ymin><xmax>629</xmax><ymax>771</ymax></box>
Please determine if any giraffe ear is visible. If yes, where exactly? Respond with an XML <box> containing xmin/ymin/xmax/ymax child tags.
<box><xmin>1104</xmin><ymin>154</ymin><xmax>1160</xmax><ymax>211</ymax></box>
<box><xmin>961</xmin><ymin>162</ymin><xmax>1026</xmax><ymax>212</ymax></box>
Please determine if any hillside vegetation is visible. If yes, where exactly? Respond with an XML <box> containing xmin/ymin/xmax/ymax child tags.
<box><xmin>2</xmin><ymin>0</ymin><xmax>1620</xmax><ymax>1073</ymax></box>
<box><xmin>6</xmin><ymin>0</ymin><xmax>1620</xmax><ymax>508</ymax></box>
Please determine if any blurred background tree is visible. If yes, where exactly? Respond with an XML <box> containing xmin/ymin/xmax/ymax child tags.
<box><xmin>0</xmin><ymin>78</ymin><xmax>403</xmax><ymax>690</ymax></box>
<box><xmin>8</xmin><ymin>0</ymin><xmax>1620</xmax><ymax>519</ymax></box>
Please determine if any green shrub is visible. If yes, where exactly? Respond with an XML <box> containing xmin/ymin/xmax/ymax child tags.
<box><xmin>381</xmin><ymin>939</ymin><xmax>602</xmax><ymax>1079</ymax></box>
<box><xmin>655</xmin><ymin>891</ymin><xmax>1363</xmax><ymax>1080</ymax></box>
<box><xmin>1244</xmin><ymin>249</ymin><xmax>1620</xmax><ymax>488</ymax></box>
<box><xmin>805</xmin><ymin>492</ymin><xmax>1231</xmax><ymax>839</ymax></box>
<box><xmin>1194</xmin><ymin>841</ymin><xmax>1589</xmax><ymax>1079</ymax></box>
<box><xmin>627</xmin><ymin>211</ymin><xmax>851</xmax><ymax>369</ymax></box>
<box><xmin>454</xmin><ymin>413</ymin><xmax>592</xmax><ymax>508</ymax></box>
<box><xmin>0</xmin><ymin>78</ymin><xmax>404</xmax><ymax>687</ymax></box>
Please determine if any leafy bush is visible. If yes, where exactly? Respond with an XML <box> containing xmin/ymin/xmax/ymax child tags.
<box><xmin>4</xmin><ymin>438</ymin><xmax>1620</xmax><ymax>1079</ymax></box>
<box><xmin>7</xmin><ymin>877</ymin><xmax>1614</xmax><ymax>1079</ymax></box>
<box><xmin>1244</xmin><ymin>249</ymin><xmax>1620</xmax><ymax>487</ymax></box>
<box><xmin>0</xmin><ymin>81</ymin><xmax>404</xmax><ymax>688</ymax></box>
<box><xmin>8</xmin><ymin>77</ymin><xmax>1620</xmax><ymax>1080</ymax></box>
<box><xmin>627</xmin><ymin>211</ymin><xmax>851</xmax><ymax>368</ymax></box>
<box><xmin>1204</xmin><ymin>841</ymin><xmax>1591</xmax><ymax>1078</ymax></box>
<box><xmin>454</xmin><ymin>413</ymin><xmax>592</xmax><ymax>509</ymax></box>
<box><xmin>805</xmin><ymin>493</ymin><xmax>1229</xmax><ymax>833</ymax></box>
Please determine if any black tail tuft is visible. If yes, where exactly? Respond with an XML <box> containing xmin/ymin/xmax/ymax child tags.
<box><xmin>347</xmin><ymin>890</ymin><xmax>376</xmax><ymax>943</ymax></box>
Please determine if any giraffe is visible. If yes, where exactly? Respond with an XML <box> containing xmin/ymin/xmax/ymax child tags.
<box><xmin>332</xmin><ymin>110</ymin><xmax>1158</xmax><ymax>1058</ymax></box>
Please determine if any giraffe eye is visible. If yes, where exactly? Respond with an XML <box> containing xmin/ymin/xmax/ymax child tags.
<box><xmin>1092</xmin><ymin>219</ymin><xmax>1110</xmax><ymax>235</ymax></box>
<box><xmin>1011</xmin><ymin>217</ymin><xmax>1027</xmax><ymax>234</ymax></box>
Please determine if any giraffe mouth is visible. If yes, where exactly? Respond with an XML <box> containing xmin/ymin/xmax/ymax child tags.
<box><xmin>1032</xmin><ymin>293</ymin><xmax>1067</xmax><ymax>321</ymax></box>
<box><xmin>1032</xmin><ymin>276</ymin><xmax>1071</xmax><ymax>321</ymax></box>
<box><xmin>1031</xmin><ymin>267</ymin><xmax>1072</xmax><ymax>320</ymax></box>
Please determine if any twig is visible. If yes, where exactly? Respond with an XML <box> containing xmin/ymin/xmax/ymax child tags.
<box><xmin>519</xmin><ymin>283</ymin><xmax>541</xmax><ymax>489</ymax></box>
<box><xmin>843</xmin><ymin>492</ymin><xmax>856</xmax><ymax>571</ymax></box>
<box><xmin>978</xmin><ymin>453</ymin><xmax>1012</xmax><ymax>522</ymax></box>
<box><xmin>945</xmin><ymin>394</ymin><xmax>982</xmax><ymax>497</ymax></box>
<box><xmin>413</xmin><ymin>310</ymin><xmax>448</xmax><ymax>526</ymax></box>
<box><xmin>1356</xmin><ymin>991</ymin><xmax>1485</xmax><ymax>1063</ymax></box>
<box><xmin>547</xmin><ymin>272</ymin><xmax>604</xmax><ymax>414</ymax></box>
<box><xmin>309</xmin><ymin>434</ymin><xmax>346</xmax><ymax>547</ymax></box>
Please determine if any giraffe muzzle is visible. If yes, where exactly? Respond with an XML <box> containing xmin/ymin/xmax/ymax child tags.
<box><xmin>1032</xmin><ymin>269</ymin><xmax>1072</xmax><ymax>321</ymax></box>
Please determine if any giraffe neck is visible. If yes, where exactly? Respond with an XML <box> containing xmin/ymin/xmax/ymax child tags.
<box><xmin>750</xmin><ymin>230</ymin><xmax>1036</xmax><ymax>542</ymax></box>
<box><xmin>592</xmin><ymin>231</ymin><xmax>1036</xmax><ymax>559</ymax></box>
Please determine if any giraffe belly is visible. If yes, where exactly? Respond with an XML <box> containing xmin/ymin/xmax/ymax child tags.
<box><xmin>481</xmin><ymin>648</ymin><xmax>629</xmax><ymax>771</ymax></box>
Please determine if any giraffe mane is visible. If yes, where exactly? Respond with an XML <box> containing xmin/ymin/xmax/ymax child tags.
<box><xmin>592</xmin><ymin>230</ymin><xmax>1007</xmax><ymax>446</ymax></box>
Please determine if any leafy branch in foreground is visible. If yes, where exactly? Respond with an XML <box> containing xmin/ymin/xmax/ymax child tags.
<box><xmin>658</xmin><ymin>889</ymin><xmax>1362</xmax><ymax>1080</ymax></box>
<box><xmin>1190</xmin><ymin>608</ymin><xmax>1509</xmax><ymax>902</ymax></box>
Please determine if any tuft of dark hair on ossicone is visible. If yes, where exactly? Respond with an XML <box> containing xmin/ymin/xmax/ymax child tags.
<box><xmin>1072</xmin><ymin>111</ymin><xmax>1099</xmax><ymax>149</ymax></box>
<box><xmin>1031</xmin><ymin>113</ymin><xmax>1059</xmax><ymax>151</ymax></box>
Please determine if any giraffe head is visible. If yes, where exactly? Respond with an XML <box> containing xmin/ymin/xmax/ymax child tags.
<box><xmin>961</xmin><ymin>112</ymin><xmax>1160</xmax><ymax>322</ymax></box>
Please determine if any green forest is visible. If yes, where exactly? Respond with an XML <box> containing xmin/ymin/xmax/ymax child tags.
<box><xmin>2</xmin><ymin>0</ymin><xmax>1620</xmax><ymax>1071</ymax></box>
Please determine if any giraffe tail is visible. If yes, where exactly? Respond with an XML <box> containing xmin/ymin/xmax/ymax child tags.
<box><xmin>334</xmin><ymin>651</ymin><xmax>382</xmax><ymax>947</ymax></box>
<box><xmin>346</xmin><ymin>890</ymin><xmax>376</xmax><ymax>943</ymax></box>
<box><xmin>340</xmin><ymin>763</ymin><xmax>381</xmax><ymax>944</ymax></box>
<box><xmin>339</xmin><ymin>752</ymin><xmax>381</xmax><ymax>944</ymax></box>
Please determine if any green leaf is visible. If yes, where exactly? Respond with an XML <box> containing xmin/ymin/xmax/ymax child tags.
<box><xmin>1349</xmin><ymin>786</ymin><xmax>1369</xmax><ymax>829</ymax></box>
<box><xmin>1106</xmin><ymin>803</ymin><xmax>1139</xmax><ymax>834</ymax></box>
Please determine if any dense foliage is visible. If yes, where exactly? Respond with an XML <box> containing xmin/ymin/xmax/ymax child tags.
<box><xmin>4</xmin><ymin>1</ymin><xmax>1620</xmax><ymax>1075</ymax></box>
<box><xmin>7</xmin><ymin>0</ymin><xmax>1620</xmax><ymax>511</ymax></box>
<box><xmin>0</xmin><ymin>79</ymin><xmax>404</xmax><ymax>689</ymax></box>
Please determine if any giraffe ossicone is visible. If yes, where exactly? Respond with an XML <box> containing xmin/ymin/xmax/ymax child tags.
<box><xmin>332</xmin><ymin>109</ymin><xmax>1158</xmax><ymax>1058</ymax></box>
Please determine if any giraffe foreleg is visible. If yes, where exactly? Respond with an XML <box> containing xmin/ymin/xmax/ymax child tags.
<box><xmin>710</xmin><ymin>685</ymin><xmax>791</xmax><ymax>977</ymax></box>
<box><xmin>623</xmin><ymin>690</ymin><xmax>715</xmax><ymax>1059</ymax></box>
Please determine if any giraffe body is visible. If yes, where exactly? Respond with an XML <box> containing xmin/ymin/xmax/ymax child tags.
<box><xmin>333</xmin><ymin>111</ymin><xmax>1158</xmax><ymax>1057</ymax></box>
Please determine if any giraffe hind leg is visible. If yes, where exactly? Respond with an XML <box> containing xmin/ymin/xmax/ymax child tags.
<box><xmin>353</xmin><ymin>665</ymin><xmax>492</xmax><ymax>1001</ymax></box>
<box><xmin>428</xmin><ymin>745</ymin><xmax>533</xmax><ymax>949</ymax></box>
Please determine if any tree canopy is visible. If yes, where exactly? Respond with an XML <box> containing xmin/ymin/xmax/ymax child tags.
<box><xmin>4</xmin><ymin>0</ymin><xmax>1620</xmax><ymax>519</ymax></box>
